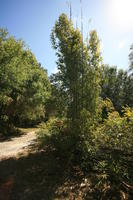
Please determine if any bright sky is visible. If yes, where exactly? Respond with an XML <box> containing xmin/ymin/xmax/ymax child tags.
<box><xmin>0</xmin><ymin>0</ymin><xmax>133</xmax><ymax>74</ymax></box>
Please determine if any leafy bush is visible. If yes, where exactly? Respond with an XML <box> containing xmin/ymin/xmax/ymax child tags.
<box><xmin>37</xmin><ymin>100</ymin><xmax>133</xmax><ymax>198</ymax></box>
<box><xmin>73</xmin><ymin>100</ymin><xmax>133</xmax><ymax>197</ymax></box>
<box><xmin>90</xmin><ymin>103</ymin><xmax>133</xmax><ymax>197</ymax></box>
<box><xmin>98</xmin><ymin>105</ymin><xmax>133</xmax><ymax>152</ymax></box>
<box><xmin>37</xmin><ymin>118</ymin><xmax>75</xmax><ymax>158</ymax></box>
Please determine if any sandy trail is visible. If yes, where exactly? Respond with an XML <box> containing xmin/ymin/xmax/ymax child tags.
<box><xmin>0</xmin><ymin>131</ymin><xmax>36</xmax><ymax>160</ymax></box>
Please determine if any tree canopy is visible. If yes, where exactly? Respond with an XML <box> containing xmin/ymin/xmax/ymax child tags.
<box><xmin>0</xmin><ymin>28</ymin><xmax>51</xmax><ymax>130</ymax></box>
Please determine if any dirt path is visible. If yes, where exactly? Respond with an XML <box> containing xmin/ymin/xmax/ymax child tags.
<box><xmin>0</xmin><ymin>131</ymin><xmax>37</xmax><ymax>160</ymax></box>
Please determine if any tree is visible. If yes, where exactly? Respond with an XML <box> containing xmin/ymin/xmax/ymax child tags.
<box><xmin>126</xmin><ymin>44</ymin><xmax>133</xmax><ymax>107</ymax></box>
<box><xmin>51</xmin><ymin>13</ymin><xmax>83</xmax><ymax>124</ymax></box>
<box><xmin>51</xmin><ymin>14</ymin><xmax>102</xmax><ymax>136</ymax></box>
<box><xmin>101</xmin><ymin>65</ymin><xmax>130</xmax><ymax>112</ymax></box>
<box><xmin>85</xmin><ymin>30</ymin><xmax>102</xmax><ymax>115</ymax></box>
<box><xmin>0</xmin><ymin>28</ymin><xmax>51</xmax><ymax>132</ymax></box>
<box><xmin>129</xmin><ymin>44</ymin><xmax>133</xmax><ymax>70</ymax></box>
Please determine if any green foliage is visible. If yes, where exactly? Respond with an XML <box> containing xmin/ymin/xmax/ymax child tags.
<box><xmin>129</xmin><ymin>44</ymin><xmax>133</xmax><ymax>70</ymax></box>
<box><xmin>92</xmin><ymin>103</ymin><xmax>133</xmax><ymax>193</ymax></box>
<box><xmin>64</xmin><ymin>98</ymin><xmax>133</xmax><ymax>193</ymax></box>
<box><xmin>50</xmin><ymin>15</ymin><xmax>133</xmax><ymax>192</ymax></box>
<box><xmin>101</xmin><ymin>64</ymin><xmax>133</xmax><ymax>111</ymax></box>
<box><xmin>97</xmin><ymin>105</ymin><xmax>133</xmax><ymax>152</ymax></box>
<box><xmin>0</xmin><ymin>121</ymin><xmax>20</xmax><ymax>137</ymax></box>
<box><xmin>37</xmin><ymin>117</ymin><xmax>74</xmax><ymax>157</ymax></box>
<box><xmin>0</xmin><ymin>28</ymin><xmax>51</xmax><ymax>134</ymax></box>
<box><xmin>38</xmin><ymin>101</ymin><xmax>133</xmax><ymax>199</ymax></box>
<box><xmin>51</xmin><ymin>14</ymin><xmax>102</xmax><ymax>141</ymax></box>
<box><xmin>51</xmin><ymin>13</ymin><xmax>83</xmax><ymax>122</ymax></box>
<box><xmin>46</xmin><ymin>78</ymin><xmax>68</xmax><ymax>118</ymax></box>
<box><xmin>83</xmin><ymin>30</ymin><xmax>102</xmax><ymax>117</ymax></box>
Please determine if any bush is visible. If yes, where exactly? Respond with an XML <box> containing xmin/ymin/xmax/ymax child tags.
<box><xmin>37</xmin><ymin>100</ymin><xmax>133</xmax><ymax>198</ymax></box>
<box><xmin>0</xmin><ymin>121</ymin><xmax>21</xmax><ymax>138</ymax></box>
<box><xmin>37</xmin><ymin>118</ymin><xmax>75</xmax><ymax>158</ymax></box>
<box><xmin>90</xmin><ymin>104</ymin><xmax>133</xmax><ymax>198</ymax></box>
<box><xmin>74</xmin><ymin>100</ymin><xmax>133</xmax><ymax>198</ymax></box>
<box><xmin>97</xmin><ymin>106</ymin><xmax>133</xmax><ymax>152</ymax></box>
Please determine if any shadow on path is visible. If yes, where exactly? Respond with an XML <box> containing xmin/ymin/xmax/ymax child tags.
<box><xmin>0</xmin><ymin>147</ymin><xmax>84</xmax><ymax>200</ymax></box>
<box><xmin>1</xmin><ymin>145</ymin><xmax>131</xmax><ymax>199</ymax></box>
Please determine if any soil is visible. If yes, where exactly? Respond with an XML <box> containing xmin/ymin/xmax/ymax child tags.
<box><xmin>0</xmin><ymin>131</ymin><xmax>36</xmax><ymax>160</ymax></box>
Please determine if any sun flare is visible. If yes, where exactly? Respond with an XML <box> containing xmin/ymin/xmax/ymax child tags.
<box><xmin>107</xmin><ymin>0</ymin><xmax>133</xmax><ymax>31</ymax></box>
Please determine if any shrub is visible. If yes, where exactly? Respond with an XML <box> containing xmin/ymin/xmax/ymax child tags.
<box><xmin>76</xmin><ymin>100</ymin><xmax>133</xmax><ymax>197</ymax></box>
<box><xmin>37</xmin><ymin>100</ymin><xmax>133</xmax><ymax>198</ymax></box>
<box><xmin>91</xmin><ymin>105</ymin><xmax>133</xmax><ymax>197</ymax></box>
<box><xmin>37</xmin><ymin>117</ymin><xmax>75</xmax><ymax>158</ymax></box>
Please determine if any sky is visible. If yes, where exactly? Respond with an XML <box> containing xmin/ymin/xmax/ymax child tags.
<box><xmin>0</xmin><ymin>0</ymin><xmax>133</xmax><ymax>74</ymax></box>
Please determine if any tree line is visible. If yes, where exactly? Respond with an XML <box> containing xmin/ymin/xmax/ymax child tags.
<box><xmin>1</xmin><ymin>17</ymin><xmax>133</xmax><ymax>134</ymax></box>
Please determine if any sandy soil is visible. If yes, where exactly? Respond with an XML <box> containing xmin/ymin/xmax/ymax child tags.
<box><xmin>0</xmin><ymin>131</ymin><xmax>36</xmax><ymax>160</ymax></box>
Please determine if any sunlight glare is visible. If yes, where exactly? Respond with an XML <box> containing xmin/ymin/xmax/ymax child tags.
<box><xmin>107</xmin><ymin>0</ymin><xmax>133</xmax><ymax>32</ymax></box>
